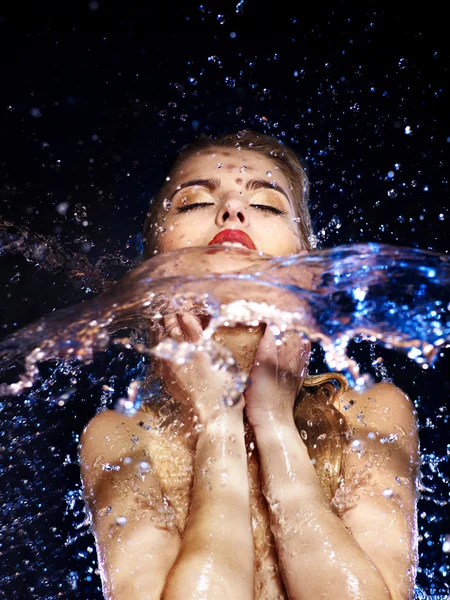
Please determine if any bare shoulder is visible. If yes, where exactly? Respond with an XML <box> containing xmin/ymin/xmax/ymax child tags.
<box><xmin>78</xmin><ymin>409</ymin><xmax>183</xmax><ymax>599</ymax></box>
<box><xmin>338</xmin><ymin>381</ymin><xmax>418</xmax><ymax>441</ymax></box>
<box><xmin>79</xmin><ymin>408</ymin><xmax>154</xmax><ymax>466</ymax></box>
<box><xmin>336</xmin><ymin>382</ymin><xmax>420</xmax><ymax>600</ymax></box>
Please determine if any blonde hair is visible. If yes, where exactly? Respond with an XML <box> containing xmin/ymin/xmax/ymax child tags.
<box><xmin>143</xmin><ymin>130</ymin><xmax>349</xmax><ymax>500</ymax></box>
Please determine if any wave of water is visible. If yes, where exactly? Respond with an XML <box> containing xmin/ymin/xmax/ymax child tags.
<box><xmin>1</xmin><ymin>242</ymin><xmax>448</xmax><ymax>401</ymax></box>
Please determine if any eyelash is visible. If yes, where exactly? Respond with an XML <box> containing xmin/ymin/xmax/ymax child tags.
<box><xmin>176</xmin><ymin>202</ymin><xmax>214</xmax><ymax>213</ymax></box>
<box><xmin>251</xmin><ymin>204</ymin><xmax>288</xmax><ymax>216</ymax></box>
<box><xmin>176</xmin><ymin>202</ymin><xmax>288</xmax><ymax>215</ymax></box>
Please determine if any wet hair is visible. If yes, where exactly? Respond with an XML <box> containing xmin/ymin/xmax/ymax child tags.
<box><xmin>142</xmin><ymin>130</ymin><xmax>349</xmax><ymax>501</ymax></box>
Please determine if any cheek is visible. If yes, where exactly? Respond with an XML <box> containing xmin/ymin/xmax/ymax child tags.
<box><xmin>157</xmin><ymin>216</ymin><xmax>207</xmax><ymax>251</ymax></box>
<box><xmin>157</xmin><ymin>218</ymin><xmax>186</xmax><ymax>251</ymax></box>
<box><xmin>258</xmin><ymin>219</ymin><xmax>301</xmax><ymax>254</ymax></box>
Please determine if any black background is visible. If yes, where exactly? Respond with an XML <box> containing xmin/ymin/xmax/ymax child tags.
<box><xmin>0</xmin><ymin>1</ymin><xmax>449</xmax><ymax>598</ymax></box>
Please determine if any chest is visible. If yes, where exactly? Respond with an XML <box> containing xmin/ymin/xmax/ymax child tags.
<box><xmin>148</xmin><ymin>426</ymin><xmax>288</xmax><ymax>599</ymax></box>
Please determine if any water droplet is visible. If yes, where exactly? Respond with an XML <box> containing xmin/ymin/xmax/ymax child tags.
<box><xmin>116</xmin><ymin>516</ymin><xmax>127</xmax><ymax>526</ymax></box>
<box><xmin>266</xmin><ymin>170</ymin><xmax>272</xmax><ymax>177</ymax></box>
<box><xmin>387</xmin><ymin>189</ymin><xmax>398</xmax><ymax>198</ymax></box>
<box><xmin>398</xmin><ymin>58</ymin><xmax>408</xmax><ymax>69</ymax></box>
<box><xmin>330</xmin><ymin>215</ymin><xmax>341</xmax><ymax>230</ymax></box>
<box><xmin>382</xmin><ymin>488</ymin><xmax>394</xmax><ymax>498</ymax></box>
<box><xmin>163</xmin><ymin>198</ymin><xmax>172</xmax><ymax>211</ymax></box>
<box><xmin>216</xmin><ymin>14</ymin><xmax>225</xmax><ymax>24</ymax></box>
<box><xmin>115</xmin><ymin>397</ymin><xmax>138</xmax><ymax>416</ymax></box>
<box><xmin>73</xmin><ymin>204</ymin><xmax>88</xmax><ymax>222</ymax></box>
<box><xmin>225</xmin><ymin>77</ymin><xmax>236</xmax><ymax>88</ymax></box>
<box><xmin>138</xmin><ymin>461</ymin><xmax>150</xmax><ymax>473</ymax></box>
<box><xmin>30</xmin><ymin>107</ymin><xmax>43</xmax><ymax>118</ymax></box>
<box><xmin>56</xmin><ymin>201</ymin><xmax>70</xmax><ymax>215</ymax></box>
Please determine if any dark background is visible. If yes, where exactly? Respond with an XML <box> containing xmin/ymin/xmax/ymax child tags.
<box><xmin>0</xmin><ymin>1</ymin><xmax>449</xmax><ymax>598</ymax></box>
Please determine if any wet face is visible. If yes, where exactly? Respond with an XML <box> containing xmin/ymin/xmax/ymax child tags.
<box><xmin>156</xmin><ymin>149</ymin><xmax>304</xmax><ymax>256</ymax></box>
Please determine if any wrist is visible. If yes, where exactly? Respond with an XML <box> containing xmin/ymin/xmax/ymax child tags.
<box><xmin>198</xmin><ymin>395</ymin><xmax>245</xmax><ymax>428</ymax></box>
<box><xmin>246</xmin><ymin>405</ymin><xmax>296</xmax><ymax>432</ymax></box>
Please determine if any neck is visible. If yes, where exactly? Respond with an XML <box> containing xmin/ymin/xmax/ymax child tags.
<box><xmin>212</xmin><ymin>324</ymin><xmax>265</xmax><ymax>374</ymax></box>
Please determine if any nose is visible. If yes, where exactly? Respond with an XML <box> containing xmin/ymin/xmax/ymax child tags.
<box><xmin>215</xmin><ymin>196</ymin><xmax>250</xmax><ymax>227</ymax></box>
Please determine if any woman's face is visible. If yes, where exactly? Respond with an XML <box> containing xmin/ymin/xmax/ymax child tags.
<box><xmin>156</xmin><ymin>148</ymin><xmax>304</xmax><ymax>256</ymax></box>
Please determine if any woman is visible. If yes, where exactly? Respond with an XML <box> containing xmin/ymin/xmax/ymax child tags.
<box><xmin>79</xmin><ymin>131</ymin><xmax>420</xmax><ymax>600</ymax></box>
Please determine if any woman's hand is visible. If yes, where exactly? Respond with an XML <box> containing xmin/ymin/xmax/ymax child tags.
<box><xmin>157</xmin><ymin>310</ymin><xmax>244</xmax><ymax>424</ymax></box>
<box><xmin>244</xmin><ymin>325</ymin><xmax>311</xmax><ymax>429</ymax></box>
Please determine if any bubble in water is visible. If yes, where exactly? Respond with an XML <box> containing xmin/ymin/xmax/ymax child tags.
<box><xmin>388</xmin><ymin>189</ymin><xmax>398</xmax><ymax>198</ymax></box>
<box><xmin>163</xmin><ymin>198</ymin><xmax>172</xmax><ymax>211</ymax></box>
<box><xmin>216</xmin><ymin>14</ymin><xmax>225</xmax><ymax>24</ymax></box>
<box><xmin>398</xmin><ymin>58</ymin><xmax>408</xmax><ymax>69</ymax></box>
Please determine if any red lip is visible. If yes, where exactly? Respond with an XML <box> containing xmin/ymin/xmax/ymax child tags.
<box><xmin>208</xmin><ymin>229</ymin><xmax>257</xmax><ymax>250</ymax></box>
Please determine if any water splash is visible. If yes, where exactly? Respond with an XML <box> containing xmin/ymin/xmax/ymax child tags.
<box><xmin>1</xmin><ymin>243</ymin><xmax>448</xmax><ymax>405</ymax></box>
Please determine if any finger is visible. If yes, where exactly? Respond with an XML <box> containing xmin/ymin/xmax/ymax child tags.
<box><xmin>179</xmin><ymin>313</ymin><xmax>204</xmax><ymax>343</ymax></box>
<box><xmin>163</xmin><ymin>315</ymin><xmax>184</xmax><ymax>342</ymax></box>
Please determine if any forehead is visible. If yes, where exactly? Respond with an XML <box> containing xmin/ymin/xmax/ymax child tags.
<box><xmin>174</xmin><ymin>148</ymin><xmax>288</xmax><ymax>184</ymax></box>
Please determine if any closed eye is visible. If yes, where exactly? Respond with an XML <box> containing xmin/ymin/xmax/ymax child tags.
<box><xmin>251</xmin><ymin>204</ymin><xmax>289</xmax><ymax>215</ymax></box>
<box><xmin>176</xmin><ymin>202</ymin><xmax>215</xmax><ymax>213</ymax></box>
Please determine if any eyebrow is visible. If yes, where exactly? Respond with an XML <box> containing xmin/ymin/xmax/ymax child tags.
<box><xmin>170</xmin><ymin>177</ymin><xmax>291</xmax><ymax>204</ymax></box>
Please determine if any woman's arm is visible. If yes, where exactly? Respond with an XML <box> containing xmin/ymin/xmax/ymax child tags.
<box><xmin>253</xmin><ymin>415</ymin><xmax>397</xmax><ymax>599</ymax></box>
<box><xmin>164</xmin><ymin>404</ymin><xmax>254</xmax><ymax>600</ymax></box>
<box><xmin>81</xmin><ymin>403</ymin><xmax>254</xmax><ymax>600</ymax></box>
<box><xmin>245</xmin><ymin>329</ymin><xmax>419</xmax><ymax>600</ymax></box>
<box><xmin>159</xmin><ymin>312</ymin><xmax>255</xmax><ymax>599</ymax></box>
